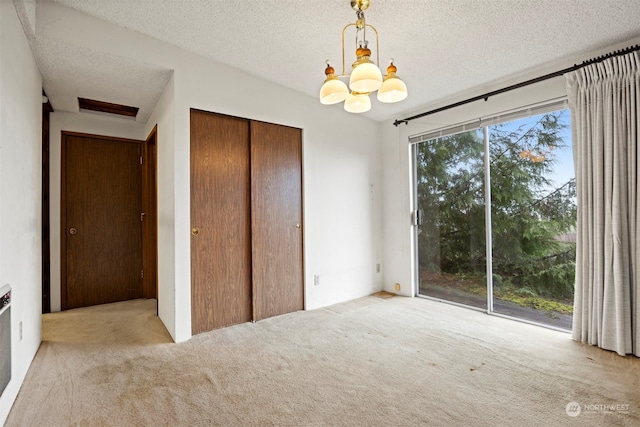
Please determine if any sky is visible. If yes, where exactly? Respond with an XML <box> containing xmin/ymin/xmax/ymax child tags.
<box><xmin>492</xmin><ymin>108</ymin><xmax>574</xmax><ymax>193</ymax></box>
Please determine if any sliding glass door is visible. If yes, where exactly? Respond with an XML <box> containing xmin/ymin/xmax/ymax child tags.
<box><xmin>416</xmin><ymin>129</ymin><xmax>487</xmax><ymax>309</ymax></box>
<box><xmin>488</xmin><ymin>110</ymin><xmax>575</xmax><ymax>328</ymax></box>
<box><xmin>415</xmin><ymin>105</ymin><xmax>576</xmax><ymax>329</ymax></box>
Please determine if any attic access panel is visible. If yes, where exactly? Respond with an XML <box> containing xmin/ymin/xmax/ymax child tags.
<box><xmin>78</xmin><ymin>98</ymin><xmax>139</xmax><ymax>118</ymax></box>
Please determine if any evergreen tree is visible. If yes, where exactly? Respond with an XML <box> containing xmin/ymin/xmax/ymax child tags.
<box><xmin>417</xmin><ymin>111</ymin><xmax>576</xmax><ymax>300</ymax></box>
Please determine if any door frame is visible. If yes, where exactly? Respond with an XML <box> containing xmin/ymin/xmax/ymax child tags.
<box><xmin>60</xmin><ymin>131</ymin><xmax>158</xmax><ymax>310</ymax></box>
<box><xmin>142</xmin><ymin>126</ymin><xmax>158</xmax><ymax>302</ymax></box>
<box><xmin>41</xmin><ymin>95</ymin><xmax>53</xmax><ymax>313</ymax></box>
<box><xmin>411</xmin><ymin>101</ymin><xmax>575</xmax><ymax>331</ymax></box>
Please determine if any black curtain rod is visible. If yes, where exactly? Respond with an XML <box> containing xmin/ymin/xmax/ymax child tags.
<box><xmin>393</xmin><ymin>43</ymin><xmax>640</xmax><ymax>127</ymax></box>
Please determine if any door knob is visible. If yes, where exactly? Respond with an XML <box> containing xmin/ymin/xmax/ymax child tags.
<box><xmin>295</xmin><ymin>224</ymin><xmax>301</xmax><ymax>229</ymax></box>
<box><xmin>191</xmin><ymin>227</ymin><xmax>200</xmax><ymax>236</ymax></box>
<box><xmin>69</xmin><ymin>227</ymin><xmax>77</xmax><ymax>235</ymax></box>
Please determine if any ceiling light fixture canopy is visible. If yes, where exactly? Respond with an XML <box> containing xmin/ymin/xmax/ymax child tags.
<box><xmin>319</xmin><ymin>0</ymin><xmax>408</xmax><ymax>113</ymax></box>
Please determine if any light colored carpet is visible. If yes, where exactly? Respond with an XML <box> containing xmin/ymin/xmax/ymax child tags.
<box><xmin>5</xmin><ymin>296</ymin><xmax>640</xmax><ymax>426</ymax></box>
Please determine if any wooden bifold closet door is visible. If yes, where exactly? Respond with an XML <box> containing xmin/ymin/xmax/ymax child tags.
<box><xmin>250</xmin><ymin>121</ymin><xmax>304</xmax><ymax>321</ymax></box>
<box><xmin>190</xmin><ymin>112</ymin><xmax>252</xmax><ymax>334</ymax></box>
<box><xmin>190</xmin><ymin>110</ymin><xmax>303</xmax><ymax>335</ymax></box>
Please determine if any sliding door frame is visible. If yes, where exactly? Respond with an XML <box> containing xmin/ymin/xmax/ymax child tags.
<box><xmin>483</xmin><ymin>126</ymin><xmax>494</xmax><ymax>314</ymax></box>
<box><xmin>411</xmin><ymin>98</ymin><xmax>571</xmax><ymax>331</ymax></box>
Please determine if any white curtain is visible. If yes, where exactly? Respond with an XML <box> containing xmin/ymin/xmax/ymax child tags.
<box><xmin>565</xmin><ymin>51</ymin><xmax>640</xmax><ymax>356</ymax></box>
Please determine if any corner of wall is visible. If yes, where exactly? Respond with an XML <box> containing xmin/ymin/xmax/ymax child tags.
<box><xmin>380</xmin><ymin>117</ymin><xmax>415</xmax><ymax>297</ymax></box>
<box><xmin>145</xmin><ymin>73</ymin><xmax>179</xmax><ymax>342</ymax></box>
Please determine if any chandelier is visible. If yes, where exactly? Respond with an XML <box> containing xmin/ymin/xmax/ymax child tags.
<box><xmin>319</xmin><ymin>0</ymin><xmax>408</xmax><ymax>113</ymax></box>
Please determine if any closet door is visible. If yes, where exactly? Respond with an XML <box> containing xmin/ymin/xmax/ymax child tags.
<box><xmin>190</xmin><ymin>110</ymin><xmax>252</xmax><ymax>334</ymax></box>
<box><xmin>250</xmin><ymin>121</ymin><xmax>304</xmax><ymax>321</ymax></box>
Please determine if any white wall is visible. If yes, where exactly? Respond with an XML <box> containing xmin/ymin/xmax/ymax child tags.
<box><xmin>0</xmin><ymin>2</ymin><xmax>43</xmax><ymax>424</ymax></box>
<box><xmin>169</xmin><ymin>50</ymin><xmax>384</xmax><ymax>341</ymax></box>
<box><xmin>49</xmin><ymin>112</ymin><xmax>146</xmax><ymax>312</ymax></box>
<box><xmin>26</xmin><ymin>1</ymin><xmax>640</xmax><ymax>346</ymax></box>
<box><xmin>36</xmin><ymin>2</ymin><xmax>384</xmax><ymax>342</ymax></box>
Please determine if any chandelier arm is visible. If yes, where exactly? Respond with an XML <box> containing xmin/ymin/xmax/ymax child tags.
<box><xmin>365</xmin><ymin>23</ymin><xmax>380</xmax><ymax>68</ymax></box>
<box><xmin>341</xmin><ymin>23</ymin><xmax>357</xmax><ymax>76</ymax></box>
<box><xmin>340</xmin><ymin>23</ymin><xmax>380</xmax><ymax>77</ymax></box>
<box><xmin>361</xmin><ymin>11</ymin><xmax>367</xmax><ymax>47</ymax></box>
<box><xmin>354</xmin><ymin>26</ymin><xmax>359</xmax><ymax>62</ymax></box>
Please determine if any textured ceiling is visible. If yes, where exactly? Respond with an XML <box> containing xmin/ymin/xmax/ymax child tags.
<box><xmin>16</xmin><ymin>0</ymin><xmax>640</xmax><ymax>122</ymax></box>
<box><xmin>34</xmin><ymin>37</ymin><xmax>172</xmax><ymax>123</ymax></box>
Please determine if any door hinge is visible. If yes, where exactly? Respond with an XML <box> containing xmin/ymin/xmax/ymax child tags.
<box><xmin>141</xmin><ymin>269</ymin><xmax>144</xmax><ymax>279</ymax></box>
<box><xmin>140</xmin><ymin>156</ymin><xmax>143</xmax><ymax>165</ymax></box>
<box><xmin>141</xmin><ymin>212</ymin><xmax>146</xmax><ymax>222</ymax></box>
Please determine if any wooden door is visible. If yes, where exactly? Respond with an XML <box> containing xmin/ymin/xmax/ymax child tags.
<box><xmin>250</xmin><ymin>121</ymin><xmax>304</xmax><ymax>321</ymax></box>
<box><xmin>190</xmin><ymin>110</ymin><xmax>252</xmax><ymax>334</ymax></box>
<box><xmin>62</xmin><ymin>133</ymin><xmax>143</xmax><ymax>310</ymax></box>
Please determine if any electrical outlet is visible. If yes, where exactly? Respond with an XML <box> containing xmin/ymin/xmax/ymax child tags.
<box><xmin>394</xmin><ymin>283</ymin><xmax>401</xmax><ymax>291</ymax></box>
<box><xmin>19</xmin><ymin>321</ymin><xmax>23</xmax><ymax>341</ymax></box>
<box><xmin>314</xmin><ymin>275</ymin><xmax>320</xmax><ymax>286</ymax></box>
<box><xmin>376</xmin><ymin>263</ymin><xmax>381</xmax><ymax>273</ymax></box>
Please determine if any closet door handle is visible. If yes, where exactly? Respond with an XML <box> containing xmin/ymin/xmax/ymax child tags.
<box><xmin>191</xmin><ymin>227</ymin><xmax>200</xmax><ymax>236</ymax></box>
<box><xmin>295</xmin><ymin>224</ymin><xmax>301</xmax><ymax>229</ymax></box>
